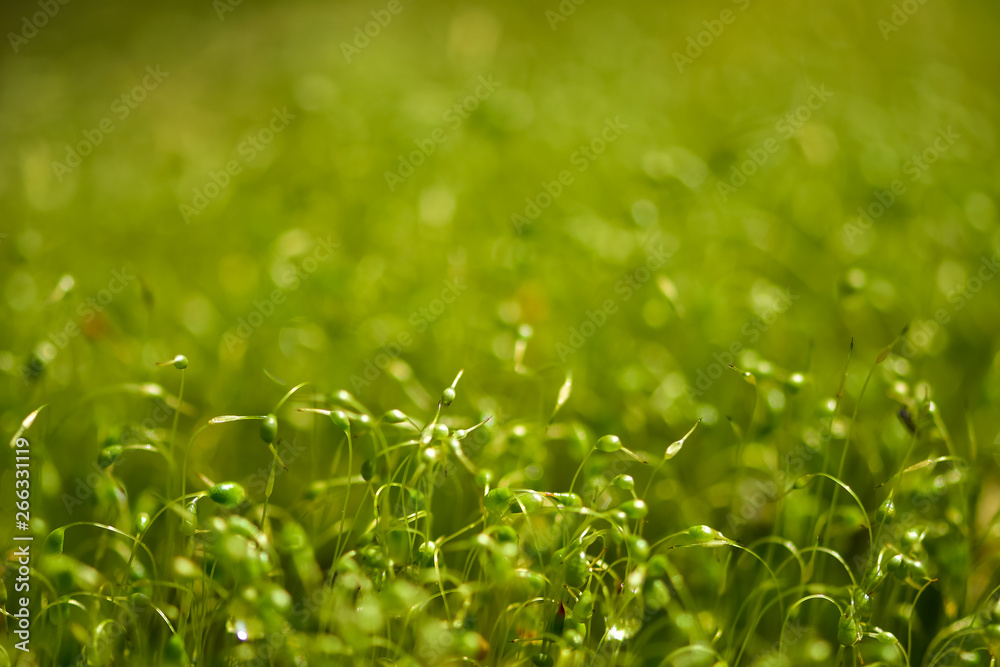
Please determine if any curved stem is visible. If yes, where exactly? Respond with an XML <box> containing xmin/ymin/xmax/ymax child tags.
<box><xmin>569</xmin><ymin>449</ymin><xmax>593</xmax><ymax>495</ymax></box>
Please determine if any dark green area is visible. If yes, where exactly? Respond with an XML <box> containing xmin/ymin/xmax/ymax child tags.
<box><xmin>2</xmin><ymin>0</ymin><xmax>1000</xmax><ymax>664</ymax></box>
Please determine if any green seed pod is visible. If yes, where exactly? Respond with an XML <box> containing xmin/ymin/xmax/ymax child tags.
<box><xmin>329</xmin><ymin>410</ymin><xmax>351</xmax><ymax>432</ymax></box>
<box><xmin>229</xmin><ymin>516</ymin><xmax>263</xmax><ymax>542</ymax></box>
<box><xmin>86</xmin><ymin>619</ymin><xmax>118</xmax><ymax>666</ymax></box>
<box><xmin>456</xmin><ymin>631</ymin><xmax>486</xmax><ymax>658</ymax></box>
<box><xmin>876</xmin><ymin>496</ymin><xmax>895</xmax><ymax>523</ymax></box>
<box><xmin>837</xmin><ymin>615</ymin><xmax>859</xmax><ymax>646</ymax></box>
<box><xmin>475</xmin><ymin>468</ymin><xmax>494</xmax><ymax>487</ymax></box>
<box><xmin>354</xmin><ymin>530</ymin><xmax>375</xmax><ymax>549</ymax></box>
<box><xmin>260</xmin><ymin>414</ymin><xmax>278</xmax><ymax>444</ymax></box>
<box><xmin>853</xmin><ymin>589</ymin><xmax>873</xmax><ymax>618</ymax></box>
<box><xmin>432</xmin><ymin>423</ymin><xmax>449</xmax><ymax>439</ymax></box>
<box><xmin>547</xmin><ymin>492</ymin><xmax>582</xmax><ymax>507</ymax></box>
<box><xmin>383</xmin><ymin>409</ymin><xmax>408</xmax><ymax>424</ymax></box>
<box><xmin>493</xmin><ymin>526</ymin><xmax>518</xmax><ymax>543</ymax></box>
<box><xmin>268</xmin><ymin>586</ymin><xmax>292</xmax><ymax>613</ymax></box>
<box><xmin>135</xmin><ymin>512</ymin><xmax>151</xmax><ymax>534</ymax></box>
<box><xmin>163</xmin><ymin>634</ymin><xmax>189</xmax><ymax>665</ymax></box>
<box><xmin>875</xmin><ymin>629</ymin><xmax>897</xmax><ymax>645</ymax></box>
<box><xmin>484</xmin><ymin>487</ymin><xmax>515</xmax><ymax>514</ymax></box>
<box><xmin>565</xmin><ymin>551</ymin><xmax>588</xmax><ymax>588</ymax></box>
<box><xmin>619</xmin><ymin>499</ymin><xmax>648</xmax><ymax>519</ymax></box>
<box><xmin>901</xmin><ymin>528</ymin><xmax>921</xmax><ymax>549</ymax></box>
<box><xmin>442</xmin><ymin>387</ymin><xmax>456</xmax><ymax>406</ymax></box>
<box><xmin>514</xmin><ymin>491</ymin><xmax>544</xmax><ymax>513</ymax></box>
<box><xmin>573</xmin><ymin>591</ymin><xmax>594</xmax><ymax>620</ymax></box>
<box><xmin>173</xmin><ymin>556</ymin><xmax>200</xmax><ymax>580</ymax></box>
<box><xmin>44</xmin><ymin>528</ymin><xmax>65</xmax><ymax>555</ymax></box>
<box><xmin>596</xmin><ymin>435</ymin><xmax>622</xmax><ymax>452</ymax></box>
<box><xmin>612</xmin><ymin>474</ymin><xmax>635</xmax><ymax>490</ymax></box>
<box><xmin>907</xmin><ymin>559</ymin><xmax>928</xmax><ymax>580</ymax></box>
<box><xmin>305</xmin><ymin>480</ymin><xmax>327</xmax><ymax>500</ymax></box>
<box><xmin>687</xmin><ymin>525</ymin><xmax>725</xmax><ymax>544</ymax></box>
<box><xmin>862</xmin><ymin>559</ymin><xmax>887</xmax><ymax>591</ymax></box>
<box><xmin>628</xmin><ymin>536</ymin><xmax>650</xmax><ymax>561</ymax></box>
<box><xmin>98</xmin><ymin>445</ymin><xmax>123</xmax><ymax>469</ymax></box>
<box><xmin>209</xmin><ymin>482</ymin><xmax>247</xmax><ymax>509</ymax></box>
<box><xmin>417</xmin><ymin>540</ymin><xmax>437</xmax><ymax>566</ymax></box>
<box><xmin>530</xmin><ymin>653</ymin><xmax>553</xmax><ymax>667</ymax></box>
<box><xmin>208</xmin><ymin>516</ymin><xmax>228</xmax><ymax>539</ymax></box>
<box><xmin>172</xmin><ymin>355</ymin><xmax>189</xmax><ymax>370</ymax></box>
<box><xmin>361</xmin><ymin>544</ymin><xmax>387</xmax><ymax>570</ymax></box>
<box><xmin>563</xmin><ymin>628</ymin><xmax>584</xmax><ymax>648</ymax></box>
<box><xmin>180</xmin><ymin>500</ymin><xmax>198</xmax><ymax>536</ymax></box>
<box><xmin>887</xmin><ymin>553</ymin><xmax>907</xmax><ymax>578</ymax></box>
<box><xmin>361</xmin><ymin>459</ymin><xmax>379</xmax><ymax>482</ymax></box>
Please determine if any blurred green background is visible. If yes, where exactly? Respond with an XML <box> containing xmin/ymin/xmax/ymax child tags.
<box><xmin>2</xmin><ymin>0</ymin><xmax>1000</xmax><ymax>659</ymax></box>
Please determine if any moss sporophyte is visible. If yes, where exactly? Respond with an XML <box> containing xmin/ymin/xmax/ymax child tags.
<box><xmin>20</xmin><ymin>344</ymin><xmax>997</xmax><ymax>666</ymax></box>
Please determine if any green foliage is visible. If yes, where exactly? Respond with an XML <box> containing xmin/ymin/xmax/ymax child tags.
<box><xmin>3</xmin><ymin>0</ymin><xmax>1000</xmax><ymax>665</ymax></box>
